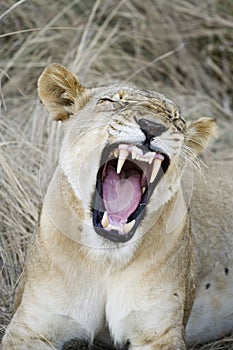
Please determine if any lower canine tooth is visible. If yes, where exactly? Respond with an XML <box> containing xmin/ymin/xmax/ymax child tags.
<box><xmin>102</xmin><ymin>211</ymin><xmax>109</xmax><ymax>228</ymax></box>
<box><xmin>150</xmin><ymin>159</ymin><xmax>162</xmax><ymax>183</ymax></box>
<box><xmin>117</xmin><ymin>149</ymin><xmax>129</xmax><ymax>174</ymax></box>
<box><xmin>123</xmin><ymin>220</ymin><xmax>135</xmax><ymax>234</ymax></box>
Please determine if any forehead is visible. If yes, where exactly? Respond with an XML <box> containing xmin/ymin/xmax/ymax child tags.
<box><xmin>93</xmin><ymin>84</ymin><xmax>180</xmax><ymax>119</ymax></box>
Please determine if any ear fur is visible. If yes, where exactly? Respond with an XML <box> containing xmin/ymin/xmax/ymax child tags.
<box><xmin>185</xmin><ymin>117</ymin><xmax>216</xmax><ymax>155</ymax></box>
<box><xmin>38</xmin><ymin>63</ymin><xmax>89</xmax><ymax>121</ymax></box>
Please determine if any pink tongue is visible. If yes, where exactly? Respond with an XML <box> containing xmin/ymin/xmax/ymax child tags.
<box><xmin>102</xmin><ymin>165</ymin><xmax>141</xmax><ymax>226</ymax></box>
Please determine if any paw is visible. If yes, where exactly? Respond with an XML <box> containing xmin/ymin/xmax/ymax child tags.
<box><xmin>1</xmin><ymin>337</ymin><xmax>56</xmax><ymax>350</ymax></box>
<box><xmin>129</xmin><ymin>339</ymin><xmax>186</xmax><ymax>350</ymax></box>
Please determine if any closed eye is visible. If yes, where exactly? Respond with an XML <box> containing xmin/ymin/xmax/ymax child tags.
<box><xmin>98</xmin><ymin>97</ymin><xmax>116</xmax><ymax>103</ymax></box>
<box><xmin>96</xmin><ymin>97</ymin><xmax>123</xmax><ymax>112</ymax></box>
<box><xmin>174</xmin><ymin>118</ymin><xmax>186</xmax><ymax>132</ymax></box>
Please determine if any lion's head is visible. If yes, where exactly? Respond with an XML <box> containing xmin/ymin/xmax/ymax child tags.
<box><xmin>38</xmin><ymin>64</ymin><xmax>215</xmax><ymax>246</ymax></box>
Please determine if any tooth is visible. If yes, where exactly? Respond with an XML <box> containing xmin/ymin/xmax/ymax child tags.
<box><xmin>132</xmin><ymin>146</ymin><xmax>143</xmax><ymax>156</ymax></box>
<box><xmin>102</xmin><ymin>211</ymin><xmax>109</xmax><ymax>228</ymax></box>
<box><xmin>131</xmin><ymin>151</ymin><xmax>136</xmax><ymax>160</ymax></box>
<box><xmin>150</xmin><ymin>159</ymin><xmax>162</xmax><ymax>183</ymax></box>
<box><xmin>148</xmin><ymin>157</ymin><xmax>154</xmax><ymax>164</ymax></box>
<box><xmin>145</xmin><ymin>151</ymin><xmax>155</xmax><ymax>157</ymax></box>
<box><xmin>119</xmin><ymin>144</ymin><xmax>129</xmax><ymax>150</ymax></box>
<box><xmin>110</xmin><ymin>224</ymin><xmax>123</xmax><ymax>232</ymax></box>
<box><xmin>114</xmin><ymin>150</ymin><xmax>119</xmax><ymax>158</ymax></box>
<box><xmin>142</xmin><ymin>187</ymin><xmax>146</xmax><ymax>194</ymax></box>
<box><xmin>117</xmin><ymin>149</ymin><xmax>129</xmax><ymax>174</ymax></box>
<box><xmin>123</xmin><ymin>220</ymin><xmax>135</xmax><ymax>234</ymax></box>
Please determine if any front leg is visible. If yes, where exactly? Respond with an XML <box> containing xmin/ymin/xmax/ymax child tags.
<box><xmin>111</xmin><ymin>303</ymin><xmax>186</xmax><ymax>350</ymax></box>
<box><xmin>106</xmin><ymin>278</ymin><xmax>188</xmax><ymax>350</ymax></box>
<box><xmin>2</xmin><ymin>305</ymin><xmax>86</xmax><ymax>350</ymax></box>
<box><xmin>129</xmin><ymin>327</ymin><xmax>186</xmax><ymax>350</ymax></box>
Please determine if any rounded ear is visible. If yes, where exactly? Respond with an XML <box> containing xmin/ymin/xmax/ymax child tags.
<box><xmin>185</xmin><ymin>117</ymin><xmax>216</xmax><ymax>155</ymax></box>
<box><xmin>38</xmin><ymin>63</ymin><xmax>89</xmax><ymax>121</ymax></box>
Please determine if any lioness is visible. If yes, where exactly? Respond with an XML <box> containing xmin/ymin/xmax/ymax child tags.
<box><xmin>2</xmin><ymin>64</ymin><xmax>233</xmax><ymax>350</ymax></box>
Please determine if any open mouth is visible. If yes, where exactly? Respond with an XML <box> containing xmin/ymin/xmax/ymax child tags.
<box><xmin>92</xmin><ymin>143</ymin><xmax>169</xmax><ymax>242</ymax></box>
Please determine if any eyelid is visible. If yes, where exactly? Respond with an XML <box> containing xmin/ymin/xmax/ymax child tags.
<box><xmin>98</xmin><ymin>97</ymin><xmax>116</xmax><ymax>103</ymax></box>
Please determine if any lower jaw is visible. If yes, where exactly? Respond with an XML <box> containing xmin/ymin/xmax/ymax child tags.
<box><xmin>94</xmin><ymin>225</ymin><xmax>136</xmax><ymax>243</ymax></box>
<box><xmin>93</xmin><ymin>200</ymin><xmax>150</xmax><ymax>243</ymax></box>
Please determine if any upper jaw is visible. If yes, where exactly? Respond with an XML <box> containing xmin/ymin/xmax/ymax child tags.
<box><xmin>92</xmin><ymin>142</ymin><xmax>170</xmax><ymax>243</ymax></box>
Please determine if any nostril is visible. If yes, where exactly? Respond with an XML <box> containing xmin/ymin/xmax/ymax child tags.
<box><xmin>138</xmin><ymin>118</ymin><xmax>167</xmax><ymax>139</ymax></box>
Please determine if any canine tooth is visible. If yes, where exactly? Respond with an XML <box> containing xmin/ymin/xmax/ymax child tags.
<box><xmin>150</xmin><ymin>158</ymin><xmax>162</xmax><ymax>183</ymax></box>
<box><xmin>102</xmin><ymin>211</ymin><xmax>109</xmax><ymax>228</ymax></box>
<box><xmin>119</xmin><ymin>144</ymin><xmax>129</xmax><ymax>150</ymax></box>
<box><xmin>123</xmin><ymin>220</ymin><xmax>135</xmax><ymax>234</ymax></box>
<box><xmin>117</xmin><ymin>149</ymin><xmax>129</xmax><ymax>174</ymax></box>
<box><xmin>142</xmin><ymin>187</ymin><xmax>146</xmax><ymax>194</ymax></box>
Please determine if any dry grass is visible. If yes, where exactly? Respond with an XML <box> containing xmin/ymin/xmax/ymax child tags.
<box><xmin>0</xmin><ymin>0</ymin><xmax>233</xmax><ymax>348</ymax></box>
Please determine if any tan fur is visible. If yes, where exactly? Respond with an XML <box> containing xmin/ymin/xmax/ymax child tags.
<box><xmin>38</xmin><ymin>63</ymin><xmax>89</xmax><ymax>121</ymax></box>
<box><xmin>2</xmin><ymin>64</ymin><xmax>232</xmax><ymax>350</ymax></box>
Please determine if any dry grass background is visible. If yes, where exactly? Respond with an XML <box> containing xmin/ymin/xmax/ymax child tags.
<box><xmin>0</xmin><ymin>0</ymin><xmax>233</xmax><ymax>349</ymax></box>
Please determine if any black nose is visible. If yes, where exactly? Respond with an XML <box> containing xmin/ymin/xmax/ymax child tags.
<box><xmin>138</xmin><ymin>118</ymin><xmax>167</xmax><ymax>140</ymax></box>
